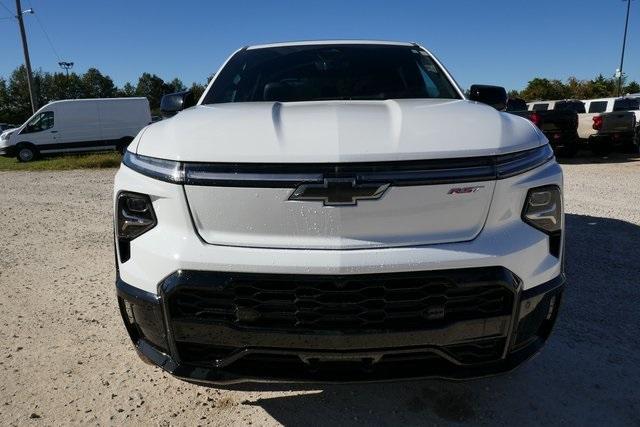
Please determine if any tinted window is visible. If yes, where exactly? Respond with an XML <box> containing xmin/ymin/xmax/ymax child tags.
<box><xmin>203</xmin><ymin>45</ymin><xmax>460</xmax><ymax>104</ymax></box>
<box><xmin>22</xmin><ymin>111</ymin><xmax>54</xmax><ymax>133</ymax></box>
<box><xmin>613</xmin><ymin>98</ymin><xmax>640</xmax><ymax>111</ymax></box>
<box><xmin>588</xmin><ymin>101</ymin><xmax>608</xmax><ymax>113</ymax></box>
<box><xmin>506</xmin><ymin>98</ymin><xmax>527</xmax><ymax>111</ymax></box>
<box><xmin>532</xmin><ymin>103</ymin><xmax>549</xmax><ymax>111</ymax></box>
<box><xmin>554</xmin><ymin>101</ymin><xmax>585</xmax><ymax>113</ymax></box>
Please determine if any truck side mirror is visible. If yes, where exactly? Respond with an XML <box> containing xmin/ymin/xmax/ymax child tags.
<box><xmin>469</xmin><ymin>84</ymin><xmax>508</xmax><ymax>111</ymax></box>
<box><xmin>160</xmin><ymin>91</ymin><xmax>195</xmax><ymax>118</ymax></box>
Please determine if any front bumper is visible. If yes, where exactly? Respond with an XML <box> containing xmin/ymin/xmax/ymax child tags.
<box><xmin>590</xmin><ymin>133</ymin><xmax>636</xmax><ymax>146</ymax></box>
<box><xmin>116</xmin><ymin>268</ymin><xmax>565</xmax><ymax>384</ymax></box>
<box><xmin>0</xmin><ymin>145</ymin><xmax>15</xmax><ymax>157</ymax></box>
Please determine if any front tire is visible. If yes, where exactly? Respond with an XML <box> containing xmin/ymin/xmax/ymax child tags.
<box><xmin>16</xmin><ymin>144</ymin><xmax>37</xmax><ymax>162</ymax></box>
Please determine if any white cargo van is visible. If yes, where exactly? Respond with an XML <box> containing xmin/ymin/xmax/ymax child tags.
<box><xmin>0</xmin><ymin>98</ymin><xmax>151</xmax><ymax>161</ymax></box>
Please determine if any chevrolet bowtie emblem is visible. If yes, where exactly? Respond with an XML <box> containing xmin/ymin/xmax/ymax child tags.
<box><xmin>289</xmin><ymin>179</ymin><xmax>390</xmax><ymax>206</ymax></box>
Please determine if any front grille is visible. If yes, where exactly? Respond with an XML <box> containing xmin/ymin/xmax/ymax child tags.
<box><xmin>164</xmin><ymin>268</ymin><xmax>515</xmax><ymax>333</ymax></box>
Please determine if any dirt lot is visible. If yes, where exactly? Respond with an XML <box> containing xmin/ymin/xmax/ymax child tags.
<box><xmin>1</xmin><ymin>154</ymin><xmax>639</xmax><ymax>426</ymax></box>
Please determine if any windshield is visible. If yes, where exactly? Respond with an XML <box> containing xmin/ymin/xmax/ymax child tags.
<box><xmin>202</xmin><ymin>44</ymin><xmax>461</xmax><ymax>104</ymax></box>
<box><xmin>506</xmin><ymin>98</ymin><xmax>527</xmax><ymax>111</ymax></box>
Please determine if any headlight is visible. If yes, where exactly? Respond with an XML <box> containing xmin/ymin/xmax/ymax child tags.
<box><xmin>495</xmin><ymin>144</ymin><xmax>554</xmax><ymax>179</ymax></box>
<box><xmin>522</xmin><ymin>185</ymin><xmax>562</xmax><ymax>258</ymax></box>
<box><xmin>522</xmin><ymin>185</ymin><xmax>562</xmax><ymax>234</ymax></box>
<box><xmin>122</xmin><ymin>151</ymin><xmax>184</xmax><ymax>183</ymax></box>
<box><xmin>116</xmin><ymin>191</ymin><xmax>157</xmax><ymax>263</ymax></box>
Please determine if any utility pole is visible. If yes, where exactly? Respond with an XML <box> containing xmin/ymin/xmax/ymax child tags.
<box><xmin>617</xmin><ymin>0</ymin><xmax>632</xmax><ymax>96</ymax></box>
<box><xmin>15</xmin><ymin>0</ymin><xmax>36</xmax><ymax>113</ymax></box>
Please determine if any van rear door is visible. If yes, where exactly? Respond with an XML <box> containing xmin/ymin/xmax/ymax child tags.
<box><xmin>99</xmin><ymin>99</ymin><xmax>150</xmax><ymax>143</ymax></box>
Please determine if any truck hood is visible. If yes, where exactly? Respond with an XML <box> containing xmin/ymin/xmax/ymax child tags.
<box><xmin>135</xmin><ymin>99</ymin><xmax>543</xmax><ymax>162</ymax></box>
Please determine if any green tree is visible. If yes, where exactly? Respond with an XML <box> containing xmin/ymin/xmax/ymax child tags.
<box><xmin>507</xmin><ymin>89</ymin><xmax>521</xmax><ymax>99</ymax></box>
<box><xmin>82</xmin><ymin>68</ymin><xmax>116</xmax><ymax>98</ymax></box>
<box><xmin>189</xmin><ymin>82</ymin><xmax>207</xmax><ymax>101</ymax></box>
<box><xmin>40</xmin><ymin>72</ymin><xmax>84</xmax><ymax>102</ymax></box>
<box><xmin>519</xmin><ymin>78</ymin><xmax>569</xmax><ymax>101</ymax></box>
<box><xmin>0</xmin><ymin>77</ymin><xmax>10</xmax><ymax>123</ymax></box>
<box><xmin>5</xmin><ymin>65</ymin><xmax>36</xmax><ymax>123</ymax></box>
<box><xmin>135</xmin><ymin>73</ymin><xmax>169</xmax><ymax>110</ymax></box>
<box><xmin>117</xmin><ymin>82</ymin><xmax>136</xmax><ymax>97</ymax></box>
<box><xmin>624</xmin><ymin>81</ymin><xmax>640</xmax><ymax>94</ymax></box>
<box><xmin>589</xmin><ymin>74</ymin><xmax>616</xmax><ymax>98</ymax></box>
<box><xmin>167</xmin><ymin>78</ymin><xmax>186</xmax><ymax>93</ymax></box>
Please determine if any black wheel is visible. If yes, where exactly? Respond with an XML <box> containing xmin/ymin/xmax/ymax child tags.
<box><xmin>16</xmin><ymin>144</ymin><xmax>37</xmax><ymax>162</ymax></box>
<box><xmin>624</xmin><ymin>128</ymin><xmax>640</xmax><ymax>154</ymax></box>
<box><xmin>557</xmin><ymin>142</ymin><xmax>579</xmax><ymax>158</ymax></box>
<box><xmin>591</xmin><ymin>140</ymin><xmax>612</xmax><ymax>156</ymax></box>
<box><xmin>621</xmin><ymin>140</ymin><xmax>639</xmax><ymax>154</ymax></box>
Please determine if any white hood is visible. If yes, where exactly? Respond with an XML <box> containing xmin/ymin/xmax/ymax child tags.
<box><xmin>135</xmin><ymin>99</ymin><xmax>543</xmax><ymax>162</ymax></box>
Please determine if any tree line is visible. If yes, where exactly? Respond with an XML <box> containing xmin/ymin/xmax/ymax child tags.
<box><xmin>510</xmin><ymin>74</ymin><xmax>639</xmax><ymax>102</ymax></box>
<box><xmin>1</xmin><ymin>64</ymin><xmax>639</xmax><ymax>125</ymax></box>
<box><xmin>0</xmin><ymin>65</ymin><xmax>208</xmax><ymax>124</ymax></box>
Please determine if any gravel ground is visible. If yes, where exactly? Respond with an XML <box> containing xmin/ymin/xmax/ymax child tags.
<box><xmin>0</xmin><ymin>154</ymin><xmax>639</xmax><ymax>426</ymax></box>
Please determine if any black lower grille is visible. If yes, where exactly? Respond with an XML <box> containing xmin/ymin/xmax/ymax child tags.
<box><xmin>175</xmin><ymin>337</ymin><xmax>506</xmax><ymax>372</ymax></box>
<box><xmin>176</xmin><ymin>338</ymin><xmax>505</xmax><ymax>368</ymax></box>
<box><xmin>163</xmin><ymin>268</ymin><xmax>515</xmax><ymax>333</ymax></box>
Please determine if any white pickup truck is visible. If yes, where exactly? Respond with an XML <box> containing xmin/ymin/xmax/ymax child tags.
<box><xmin>113</xmin><ymin>40</ymin><xmax>565</xmax><ymax>383</ymax></box>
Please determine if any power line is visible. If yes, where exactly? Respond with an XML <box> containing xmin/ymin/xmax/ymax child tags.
<box><xmin>0</xmin><ymin>0</ymin><xmax>13</xmax><ymax>16</ymax></box>
<box><xmin>27</xmin><ymin>0</ymin><xmax>61</xmax><ymax>61</ymax></box>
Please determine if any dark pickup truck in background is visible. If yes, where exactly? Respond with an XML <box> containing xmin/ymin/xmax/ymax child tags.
<box><xmin>506</xmin><ymin>98</ymin><xmax>580</xmax><ymax>157</ymax></box>
<box><xmin>590</xmin><ymin>111</ymin><xmax>637</xmax><ymax>154</ymax></box>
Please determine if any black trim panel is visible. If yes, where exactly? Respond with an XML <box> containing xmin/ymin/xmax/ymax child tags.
<box><xmin>35</xmin><ymin>138</ymin><xmax>125</xmax><ymax>151</ymax></box>
<box><xmin>117</xmin><ymin>277</ymin><xmax>159</xmax><ymax>304</ymax></box>
<box><xmin>125</xmin><ymin>144</ymin><xmax>555</xmax><ymax>187</ymax></box>
<box><xmin>521</xmin><ymin>273</ymin><xmax>565</xmax><ymax>299</ymax></box>
<box><xmin>183</xmin><ymin>156</ymin><xmax>497</xmax><ymax>187</ymax></box>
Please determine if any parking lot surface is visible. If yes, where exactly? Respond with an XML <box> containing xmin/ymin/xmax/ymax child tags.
<box><xmin>0</xmin><ymin>154</ymin><xmax>639</xmax><ymax>426</ymax></box>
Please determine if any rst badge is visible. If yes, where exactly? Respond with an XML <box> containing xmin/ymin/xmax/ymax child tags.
<box><xmin>447</xmin><ymin>186</ymin><xmax>485</xmax><ymax>195</ymax></box>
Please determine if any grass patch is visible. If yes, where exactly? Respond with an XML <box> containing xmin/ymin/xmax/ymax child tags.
<box><xmin>0</xmin><ymin>152</ymin><xmax>122</xmax><ymax>171</ymax></box>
